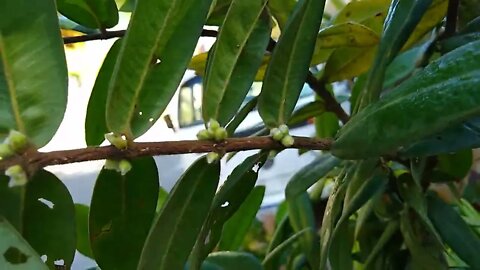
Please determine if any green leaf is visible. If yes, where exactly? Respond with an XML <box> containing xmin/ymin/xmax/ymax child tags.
<box><xmin>333</xmin><ymin>40</ymin><xmax>480</xmax><ymax>159</ymax></box>
<box><xmin>329</xmin><ymin>222</ymin><xmax>354</xmax><ymax>270</ymax></box>
<box><xmin>205</xmin><ymin>0</ymin><xmax>231</xmax><ymax>26</ymax></box>
<box><xmin>85</xmin><ymin>39</ymin><xmax>122</xmax><ymax>146</ymax></box>
<box><xmin>397</xmin><ymin>174</ymin><xmax>443</xmax><ymax>245</ymax></box>
<box><xmin>263</xmin><ymin>228</ymin><xmax>313</xmax><ymax>267</ymax></box>
<box><xmin>0</xmin><ymin>171</ymin><xmax>76</xmax><ymax>269</ymax></box>
<box><xmin>268</xmin><ymin>0</ymin><xmax>297</xmax><ymax>30</ymax></box>
<box><xmin>400</xmin><ymin>117</ymin><xmax>480</xmax><ymax>157</ymax></box>
<box><xmin>0</xmin><ymin>0</ymin><xmax>67</xmax><ymax>147</ymax></box>
<box><xmin>218</xmin><ymin>186</ymin><xmax>265</xmax><ymax>251</ymax></box>
<box><xmin>332</xmin><ymin>0</ymin><xmax>390</xmax><ymax>27</ymax></box>
<box><xmin>225</xmin><ymin>97</ymin><xmax>258</xmax><ymax>136</ymax></box>
<box><xmin>202</xmin><ymin>0</ymin><xmax>270</xmax><ymax>126</ymax></box>
<box><xmin>155</xmin><ymin>187</ymin><xmax>169</xmax><ymax>213</ymax></box>
<box><xmin>190</xmin><ymin>153</ymin><xmax>266</xmax><ymax>269</ymax></box>
<box><xmin>205</xmin><ymin>251</ymin><xmax>263</xmax><ymax>270</ymax></box>
<box><xmin>315</xmin><ymin>112</ymin><xmax>340</xmax><ymax>138</ymax></box>
<box><xmin>364</xmin><ymin>220</ymin><xmax>399</xmax><ymax>268</ymax></box>
<box><xmin>75</xmin><ymin>204</ymin><xmax>93</xmax><ymax>259</ymax></box>
<box><xmin>322</xmin><ymin>46</ymin><xmax>377</xmax><ymax>83</ymax></box>
<box><xmin>360</xmin><ymin>0</ymin><xmax>433</xmax><ymax>106</ymax></box>
<box><xmin>138</xmin><ymin>156</ymin><xmax>220</xmax><ymax>270</ymax></box>
<box><xmin>427</xmin><ymin>193</ymin><xmax>480</xmax><ymax>269</ymax></box>
<box><xmin>319</xmin><ymin>167</ymin><xmax>352</xmax><ymax>270</ymax></box>
<box><xmin>335</xmin><ymin>170</ymin><xmax>387</xmax><ymax>231</ymax></box>
<box><xmin>316</xmin><ymin>22</ymin><xmax>379</xmax><ymax>49</ymax></box>
<box><xmin>56</xmin><ymin>0</ymin><xmax>119</xmax><ymax>29</ymax></box>
<box><xmin>285</xmin><ymin>155</ymin><xmax>339</xmax><ymax>268</ymax></box>
<box><xmin>106</xmin><ymin>0</ymin><xmax>213</xmax><ymax>137</ymax></box>
<box><xmin>0</xmin><ymin>216</ymin><xmax>48</xmax><ymax>269</ymax></box>
<box><xmin>432</xmin><ymin>150</ymin><xmax>473</xmax><ymax>181</ymax></box>
<box><xmin>383</xmin><ymin>43</ymin><xmax>429</xmax><ymax>89</ymax></box>
<box><xmin>264</xmin><ymin>215</ymin><xmax>293</xmax><ymax>270</ymax></box>
<box><xmin>402</xmin><ymin>0</ymin><xmax>448</xmax><ymax>49</ymax></box>
<box><xmin>90</xmin><ymin>157</ymin><xmax>159</xmax><ymax>270</ymax></box>
<box><xmin>288</xmin><ymin>100</ymin><xmax>325</xmax><ymax>127</ymax></box>
<box><xmin>258</xmin><ymin>0</ymin><xmax>326</xmax><ymax>127</ymax></box>
<box><xmin>400</xmin><ymin>209</ymin><xmax>446</xmax><ymax>269</ymax></box>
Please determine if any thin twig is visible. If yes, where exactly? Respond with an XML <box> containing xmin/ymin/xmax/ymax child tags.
<box><xmin>0</xmin><ymin>136</ymin><xmax>332</xmax><ymax>173</ymax></box>
<box><xmin>63</xmin><ymin>29</ymin><xmax>219</xmax><ymax>44</ymax></box>
<box><xmin>306</xmin><ymin>74</ymin><xmax>350</xmax><ymax>124</ymax></box>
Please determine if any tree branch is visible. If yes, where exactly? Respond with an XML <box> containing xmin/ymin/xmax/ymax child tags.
<box><xmin>305</xmin><ymin>74</ymin><xmax>350</xmax><ymax>124</ymax></box>
<box><xmin>0</xmin><ymin>136</ymin><xmax>332</xmax><ymax>173</ymax></box>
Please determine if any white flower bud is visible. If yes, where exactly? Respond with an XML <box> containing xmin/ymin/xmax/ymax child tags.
<box><xmin>104</xmin><ymin>133</ymin><xmax>128</xmax><ymax>149</ymax></box>
<box><xmin>281</xmin><ymin>135</ymin><xmax>294</xmax><ymax>147</ymax></box>
<box><xmin>0</xmin><ymin>144</ymin><xmax>14</xmax><ymax>159</ymax></box>
<box><xmin>5</xmin><ymin>165</ymin><xmax>27</xmax><ymax>187</ymax></box>
<box><xmin>206</xmin><ymin>152</ymin><xmax>220</xmax><ymax>164</ymax></box>
<box><xmin>5</xmin><ymin>130</ymin><xmax>28</xmax><ymax>152</ymax></box>
<box><xmin>208</xmin><ymin>119</ymin><xmax>221</xmax><ymax>131</ymax></box>
<box><xmin>196</xmin><ymin>129</ymin><xmax>211</xmax><ymax>140</ymax></box>
<box><xmin>119</xmin><ymin>160</ymin><xmax>132</xmax><ymax>176</ymax></box>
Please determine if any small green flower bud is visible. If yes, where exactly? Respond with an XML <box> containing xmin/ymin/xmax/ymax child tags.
<box><xmin>104</xmin><ymin>159</ymin><xmax>119</xmax><ymax>170</ymax></box>
<box><xmin>119</xmin><ymin>160</ymin><xmax>132</xmax><ymax>176</ymax></box>
<box><xmin>196</xmin><ymin>129</ymin><xmax>211</xmax><ymax>140</ymax></box>
<box><xmin>104</xmin><ymin>133</ymin><xmax>128</xmax><ymax>149</ymax></box>
<box><xmin>0</xmin><ymin>144</ymin><xmax>14</xmax><ymax>159</ymax></box>
<box><xmin>213</xmin><ymin>128</ymin><xmax>228</xmax><ymax>141</ymax></box>
<box><xmin>279</xmin><ymin>124</ymin><xmax>289</xmax><ymax>135</ymax></box>
<box><xmin>281</xmin><ymin>135</ymin><xmax>294</xmax><ymax>147</ymax></box>
<box><xmin>6</xmin><ymin>130</ymin><xmax>28</xmax><ymax>152</ymax></box>
<box><xmin>270</xmin><ymin>128</ymin><xmax>284</xmax><ymax>141</ymax></box>
<box><xmin>5</xmin><ymin>165</ymin><xmax>27</xmax><ymax>187</ymax></box>
<box><xmin>208</xmin><ymin>119</ymin><xmax>221</xmax><ymax>131</ymax></box>
<box><xmin>206</xmin><ymin>152</ymin><xmax>220</xmax><ymax>164</ymax></box>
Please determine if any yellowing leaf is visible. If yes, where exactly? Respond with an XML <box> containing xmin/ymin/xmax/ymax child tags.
<box><xmin>317</xmin><ymin>22</ymin><xmax>379</xmax><ymax>49</ymax></box>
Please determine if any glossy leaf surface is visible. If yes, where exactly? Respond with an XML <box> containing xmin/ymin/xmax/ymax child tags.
<box><xmin>218</xmin><ymin>186</ymin><xmax>265</xmax><ymax>251</ymax></box>
<box><xmin>138</xmin><ymin>156</ymin><xmax>220</xmax><ymax>270</ymax></box>
<box><xmin>258</xmin><ymin>0</ymin><xmax>326</xmax><ymax>127</ymax></box>
<box><xmin>85</xmin><ymin>39</ymin><xmax>122</xmax><ymax>146</ymax></box>
<box><xmin>205</xmin><ymin>251</ymin><xmax>263</xmax><ymax>270</ymax></box>
<box><xmin>190</xmin><ymin>154</ymin><xmax>266</xmax><ymax>268</ymax></box>
<box><xmin>75</xmin><ymin>204</ymin><xmax>93</xmax><ymax>259</ymax></box>
<box><xmin>106</xmin><ymin>0</ymin><xmax>213</xmax><ymax>137</ymax></box>
<box><xmin>202</xmin><ymin>0</ymin><xmax>270</xmax><ymax>126</ymax></box>
<box><xmin>0</xmin><ymin>0</ymin><xmax>67</xmax><ymax>147</ymax></box>
<box><xmin>56</xmin><ymin>0</ymin><xmax>119</xmax><ymax>29</ymax></box>
<box><xmin>90</xmin><ymin>157</ymin><xmax>159</xmax><ymax>270</ymax></box>
<box><xmin>333</xmin><ymin>40</ymin><xmax>480</xmax><ymax>159</ymax></box>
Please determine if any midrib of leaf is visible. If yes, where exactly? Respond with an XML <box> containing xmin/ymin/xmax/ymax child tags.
<box><xmin>209</xmin><ymin>1</ymin><xmax>267</xmax><ymax>119</ymax></box>
<box><xmin>0</xmin><ymin>36</ymin><xmax>25</xmax><ymax>134</ymax></box>
<box><xmin>157</xmin><ymin>168</ymin><xmax>210</xmax><ymax>270</ymax></box>
<box><xmin>83</xmin><ymin>2</ymin><xmax>103</xmax><ymax>30</ymax></box>
<box><xmin>118</xmin><ymin>0</ymin><xmax>181</xmax><ymax>134</ymax></box>
<box><xmin>278</xmin><ymin>2</ymin><xmax>309</xmax><ymax>124</ymax></box>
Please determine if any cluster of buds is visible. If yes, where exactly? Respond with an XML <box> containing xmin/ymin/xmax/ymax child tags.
<box><xmin>196</xmin><ymin>119</ymin><xmax>228</xmax><ymax>142</ymax></box>
<box><xmin>104</xmin><ymin>133</ymin><xmax>128</xmax><ymax>149</ymax></box>
<box><xmin>5</xmin><ymin>165</ymin><xmax>27</xmax><ymax>187</ymax></box>
<box><xmin>104</xmin><ymin>159</ymin><xmax>132</xmax><ymax>176</ymax></box>
<box><xmin>0</xmin><ymin>130</ymin><xmax>29</xmax><ymax>159</ymax></box>
<box><xmin>270</xmin><ymin>124</ymin><xmax>294</xmax><ymax>147</ymax></box>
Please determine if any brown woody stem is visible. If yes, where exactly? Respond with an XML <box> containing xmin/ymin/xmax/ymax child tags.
<box><xmin>0</xmin><ymin>136</ymin><xmax>332</xmax><ymax>173</ymax></box>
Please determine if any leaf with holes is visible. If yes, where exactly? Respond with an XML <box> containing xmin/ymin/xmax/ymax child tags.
<box><xmin>85</xmin><ymin>39</ymin><xmax>122</xmax><ymax>146</ymax></box>
<box><xmin>106</xmin><ymin>0</ymin><xmax>213</xmax><ymax>138</ymax></box>
<box><xmin>90</xmin><ymin>157</ymin><xmax>159</xmax><ymax>270</ymax></box>
<box><xmin>0</xmin><ymin>0</ymin><xmax>67</xmax><ymax>147</ymax></box>
<box><xmin>190</xmin><ymin>153</ymin><xmax>266</xmax><ymax>269</ymax></box>
<box><xmin>218</xmin><ymin>186</ymin><xmax>265</xmax><ymax>251</ymax></box>
<box><xmin>333</xmin><ymin>40</ymin><xmax>480</xmax><ymax>159</ymax></box>
<box><xmin>202</xmin><ymin>0</ymin><xmax>270</xmax><ymax>126</ymax></box>
<box><xmin>0</xmin><ymin>217</ymin><xmax>48</xmax><ymax>269</ymax></box>
<box><xmin>56</xmin><ymin>0</ymin><xmax>119</xmax><ymax>29</ymax></box>
<box><xmin>258</xmin><ymin>0</ymin><xmax>326</xmax><ymax>127</ymax></box>
<box><xmin>138</xmin><ymin>156</ymin><xmax>219</xmax><ymax>270</ymax></box>
<box><xmin>0</xmin><ymin>171</ymin><xmax>76</xmax><ymax>269</ymax></box>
